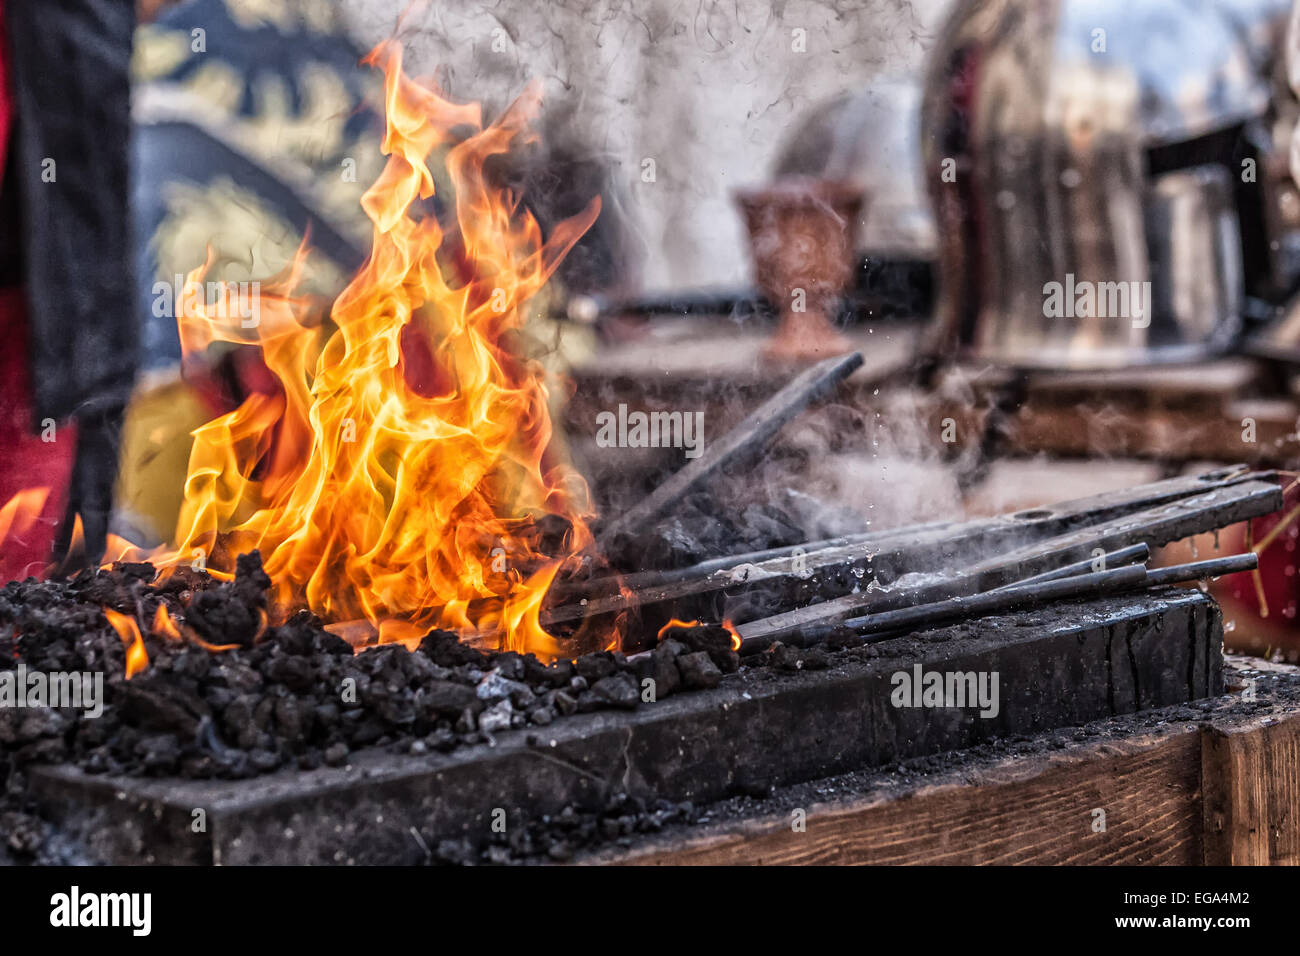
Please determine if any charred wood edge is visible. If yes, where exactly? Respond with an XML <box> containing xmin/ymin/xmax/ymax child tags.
<box><xmin>733</xmin><ymin>479</ymin><xmax>1282</xmax><ymax>648</ymax></box>
<box><xmin>545</xmin><ymin>467</ymin><xmax>1274</xmax><ymax>627</ymax></box>
<box><xmin>594</xmin><ymin>351</ymin><xmax>865</xmax><ymax>546</ymax></box>
<box><xmin>828</xmin><ymin>553</ymin><xmax>1258</xmax><ymax>644</ymax></box>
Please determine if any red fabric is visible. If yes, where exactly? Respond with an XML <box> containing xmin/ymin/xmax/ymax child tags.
<box><xmin>0</xmin><ymin>4</ymin><xmax>77</xmax><ymax>579</ymax></box>
<box><xmin>0</xmin><ymin>290</ymin><xmax>77</xmax><ymax>580</ymax></box>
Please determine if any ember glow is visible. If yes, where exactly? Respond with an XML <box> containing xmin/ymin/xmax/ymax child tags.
<box><xmin>2</xmin><ymin>38</ymin><xmax>603</xmax><ymax>662</ymax></box>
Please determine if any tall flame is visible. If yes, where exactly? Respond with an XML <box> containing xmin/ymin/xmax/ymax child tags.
<box><xmin>149</xmin><ymin>39</ymin><xmax>599</xmax><ymax>658</ymax></box>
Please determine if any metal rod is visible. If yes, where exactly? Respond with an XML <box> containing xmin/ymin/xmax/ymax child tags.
<box><xmin>758</xmin><ymin>551</ymin><xmax>1259</xmax><ymax>648</ymax></box>
<box><xmin>993</xmin><ymin>543</ymin><xmax>1150</xmax><ymax>589</ymax></box>
<box><xmin>839</xmin><ymin>564</ymin><xmax>1150</xmax><ymax>638</ymax></box>
<box><xmin>1144</xmin><ymin>553</ymin><xmax>1259</xmax><ymax>586</ymax></box>
<box><xmin>732</xmin><ymin>480</ymin><xmax>1280</xmax><ymax>646</ymax></box>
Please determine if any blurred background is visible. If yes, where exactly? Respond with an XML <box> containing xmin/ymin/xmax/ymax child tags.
<box><xmin>7</xmin><ymin>0</ymin><xmax>1300</xmax><ymax>659</ymax></box>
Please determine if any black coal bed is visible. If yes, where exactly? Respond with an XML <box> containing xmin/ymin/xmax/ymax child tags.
<box><xmin>13</xmin><ymin>586</ymin><xmax>1221</xmax><ymax>864</ymax></box>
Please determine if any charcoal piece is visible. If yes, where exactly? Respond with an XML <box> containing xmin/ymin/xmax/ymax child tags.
<box><xmin>206</xmin><ymin>662</ymin><xmax>263</xmax><ymax>692</ymax></box>
<box><xmin>118</xmin><ymin>677</ymin><xmax>208</xmax><ymax>737</ymax></box>
<box><xmin>323</xmin><ymin>742</ymin><xmax>349</xmax><ymax>766</ymax></box>
<box><xmin>476</xmin><ymin>670</ymin><xmax>531</xmax><ymax>704</ymax></box>
<box><xmin>676</xmin><ymin>651</ymin><xmax>722</xmax><ymax>689</ymax></box>
<box><xmin>657</xmin><ymin>623</ymin><xmax>739</xmax><ymax>673</ymax></box>
<box><xmin>270</xmin><ymin>613</ymin><xmax>318</xmax><ymax>655</ymax></box>
<box><xmin>765</xmin><ymin>642</ymin><xmax>829</xmax><ymax>671</ymax></box>
<box><xmin>479</xmin><ymin>700</ymin><xmax>513</xmax><ymax>733</ymax></box>
<box><xmin>186</xmin><ymin>552</ymin><xmax>271</xmax><ymax>648</ymax></box>
<box><xmin>590</xmin><ymin>673</ymin><xmax>639</xmax><ymax>709</ymax></box>
<box><xmin>372</xmin><ymin>691</ymin><xmax>416</xmax><ymax>726</ymax></box>
<box><xmin>265</xmin><ymin>652</ymin><xmax>315</xmax><ymax>691</ymax></box>
<box><xmin>649</xmin><ymin>642</ymin><xmax>683</xmax><ymax>698</ymax></box>
<box><xmin>418</xmin><ymin>630</ymin><xmax>488</xmax><ymax>668</ymax></box>
<box><xmin>574</xmin><ymin>651</ymin><xmax>617</xmax><ymax>683</ymax></box>
<box><xmin>425</xmin><ymin>680</ymin><xmax>476</xmax><ymax>716</ymax></box>
<box><xmin>525</xmin><ymin>656</ymin><xmax>572</xmax><ymax>688</ymax></box>
<box><xmin>527</xmin><ymin>706</ymin><xmax>555</xmax><ymax>726</ymax></box>
<box><xmin>493</xmin><ymin>651</ymin><xmax>525</xmax><ymax>681</ymax></box>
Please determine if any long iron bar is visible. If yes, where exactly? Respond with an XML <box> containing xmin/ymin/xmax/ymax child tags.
<box><xmin>830</xmin><ymin>552</ymin><xmax>1258</xmax><ymax>644</ymax></box>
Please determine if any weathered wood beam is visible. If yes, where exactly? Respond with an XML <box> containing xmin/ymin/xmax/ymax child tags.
<box><xmin>602</xmin><ymin>659</ymin><xmax>1300</xmax><ymax>866</ymax></box>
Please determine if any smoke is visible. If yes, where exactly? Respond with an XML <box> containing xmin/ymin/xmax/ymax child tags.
<box><xmin>339</xmin><ymin>0</ymin><xmax>948</xmax><ymax>293</ymax></box>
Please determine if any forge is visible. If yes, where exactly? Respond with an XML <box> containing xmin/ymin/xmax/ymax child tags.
<box><xmin>2</xmin><ymin>456</ymin><xmax>1283</xmax><ymax>865</ymax></box>
<box><xmin>18</xmin><ymin>588</ymin><xmax>1224</xmax><ymax>865</ymax></box>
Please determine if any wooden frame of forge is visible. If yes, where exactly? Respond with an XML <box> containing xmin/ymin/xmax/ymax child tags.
<box><xmin>608</xmin><ymin>658</ymin><xmax>1300</xmax><ymax>866</ymax></box>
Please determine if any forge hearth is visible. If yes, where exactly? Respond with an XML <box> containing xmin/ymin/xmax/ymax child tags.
<box><xmin>21</xmin><ymin>588</ymin><xmax>1221</xmax><ymax>864</ymax></box>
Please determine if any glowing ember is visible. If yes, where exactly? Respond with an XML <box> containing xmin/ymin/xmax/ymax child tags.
<box><xmin>104</xmin><ymin>609</ymin><xmax>149</xmax><ymax>679</ymax></box>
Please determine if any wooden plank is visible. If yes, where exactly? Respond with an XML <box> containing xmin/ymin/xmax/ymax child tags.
<box><xmin>1202</xmin><ymin>716</ymin><xmax>1300</xmax><ymax>865</ymax></box>
<box><xmin>611</xmin><ymin>713</ymin><xmax>1300</xmax><ymax>867</ymax></box>
<box><xmin>616</xmin><ymin>728</ymin><xmax>1205</xmax><ymax>865</ymax></box>
<box><xmin>596</xmin><ymin>351</ymin><xmax>864</xmax><ymax>545</ymax></box>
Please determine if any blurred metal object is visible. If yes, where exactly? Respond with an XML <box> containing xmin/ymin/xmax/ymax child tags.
<box><xmin>921</xmin><ymin>0</ymin><xmax>1287</xmax><ymax>370</ymax></box>
<box><xmin>774</xmin><ymin>79</ymin><xmax>936</xmax><ymax>260</ymax></box>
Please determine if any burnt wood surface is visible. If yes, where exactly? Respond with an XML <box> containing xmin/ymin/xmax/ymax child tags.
<box><xmin>25</xmin><ymin>588</ymin><xmax>1221</xmax><ymax>864</ymax></box>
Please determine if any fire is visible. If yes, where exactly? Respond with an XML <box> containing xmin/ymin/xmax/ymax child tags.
<box><xmin>98</xmin><ymin>38</ymin><xmax>598</xmax><ymax>659</ymax></box>
<box><xmin>0</xmin><ymin>39</ymin><xmax>604</xmax><ymax>662</ymax></box>
<box><xmin>103</xmin><ymin>609</ymin><xmax>149</xmax><ymax>679</ymax></box>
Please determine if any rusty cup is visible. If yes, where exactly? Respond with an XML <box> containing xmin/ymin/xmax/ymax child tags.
<box><xmin>734</xmin><ymin>178</ymin><xmax>866</xmax><ymax>362</ymax></box>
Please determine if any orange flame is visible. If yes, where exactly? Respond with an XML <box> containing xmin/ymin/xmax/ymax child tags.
<box><xmin>133</xmin><ymin>39</ymin><xmax>599</xmax><ymax>658</ymax></box>
<box><xmin>104</xmin><ymin>608</ymin><xmax>149</xmax><ymax>679</ymax></box>
<box><xmin>0</xmin><ymin>487</ymin><xmax>48</xmax><ymax>544</ymax></box>
<box><xmin>151</xmin><ymin>603</ymin><xmax>182</xmax><ymax>641</ymax></box>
